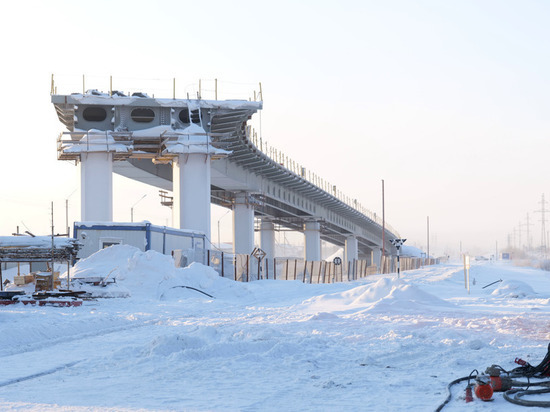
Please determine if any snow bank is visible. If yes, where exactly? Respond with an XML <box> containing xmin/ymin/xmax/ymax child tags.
<box><xmin>70</xmin><ymin>245</ymin><xmax>247</xmax><ymax>300</ymax></box>
<box><xmin>491</xmin><ymin>279</ymin><xmax>538</xmax><ymax>298</ymax></box>
<box><xmin>302</xmin><ymin>277</ymin><xmax>455</xmax><ymax>314</ymax></box>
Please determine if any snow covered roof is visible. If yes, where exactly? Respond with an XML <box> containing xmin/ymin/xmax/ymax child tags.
<box><xmin>0</xmin><ymin>236</ymin><xmax>77</xmax><ymax>249</ymax></box>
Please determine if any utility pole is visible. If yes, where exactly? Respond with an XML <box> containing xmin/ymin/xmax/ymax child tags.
<box><xmin>525</xmin><ymin>213</ymin><xmax>533</xmax><ymax>251</ymax></box>
<box><xmin>427</xmin><ymin>216</ymin><xmax>430</xmax><ymax>260</ymax></box>
<box><xmin>381</xmin><ymin>179</ymin><xmax>385</xmax><ymax>262</ymax></box>
<box><xmin>535</xmin><ymin>194</ymin><xmax>548</xmax><ymax>258</ymax></box>
<box><xmin>518</xmin><ymin>221</ymin><xmax>523</xmax><ymax>251</ymax></box>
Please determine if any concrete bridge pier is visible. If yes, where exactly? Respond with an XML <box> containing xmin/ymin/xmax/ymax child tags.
<box><xmin>366</xmin><ymin>248</ymin><xmax>374</xmax><ymax>266</ymax></box>
<box><xmin>233</xmin><ymin>192</ymin><xmax>255</xmax><ymax>255</ymax></box>
<box><xmin>260</xmin><ymin>219</ymin><xmax>275</xmax><ymax>260</ymax></box>
<box><xmin>81</xmin><ymin>151</ymin><xmax>114</xmax><ymax>221</ymax></box>
<box><xmin>172</xmin><ymin>153</ymin><xmax>211</xmax><ymax>244</ymax></box>
<box><xmin>304</xmin><ymin>221</ymin><xmax>321</xmax><ymax>261</ymax></box>
<box><xmin>344</xmin><ymin>235</ymin><xmax>358</xmax><ymax>265</ymax></box>
<box><xmin>373</xmin><ymin>248</ymin><xmax>382</xmax><ymax>270</ymax></box>
<box><xmin>260</xmin><ymin>219</ymin><xmax>275</xmax><ymax>276</ymax></box>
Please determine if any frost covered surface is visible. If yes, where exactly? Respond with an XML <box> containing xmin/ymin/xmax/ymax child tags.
<box><xmin>63</xmin><ymin>130</ymin><xmax>130</xmax><ymax>153</ymax></box>
<box><xmin>52</xmin><ymin>93</ymin><xmax>263</xmax><ymax>110</ymax></box>
<box><xmin>0</xmin><ymin>236</ymin><xmax>76</xmax><ymax>248</ymax></box>
<box><xmin>1</xmin><ymin>246</ymin><xmax>550</xmax><ymax>411</ymax></box>
<box><xmin>162</xmin><ymin>123</ymin><xmax>230</xmax><ymax>156</ymax></box>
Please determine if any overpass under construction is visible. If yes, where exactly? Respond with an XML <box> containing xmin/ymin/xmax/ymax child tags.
<box><xmin>52</xmin><ymin>86</ymin><xmax>399</xmax><ymax>266</ymax></box>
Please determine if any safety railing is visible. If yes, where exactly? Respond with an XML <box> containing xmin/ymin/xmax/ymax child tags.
<box><xmin>246</xmin><ymin>127</ymin><xmax>400</xmax><ymax>237</ymax></box>
<box><xmin>51</xmin><ymin>74</ymin><xmax>262</xmax><ymax>102</ymax></box>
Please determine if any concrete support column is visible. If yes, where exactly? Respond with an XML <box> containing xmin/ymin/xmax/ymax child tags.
<box><xmin>80</xmin><ymin>152</ymin><xmax>113</xmax><ymax>221</ymax></box>
<box><xmin>260</xmin><ymin>220</ymin><xmax>275</xmax><ymax>261</ymax></box>
<box><xmin>345</xmin><ymin>235</ymin><xmax>358</xmax><ymax>264</ymax></box>
<box><xmin>367</xmin><ymin>248</ymin><xmax>373</xmax><ymax>266</ymax></box>
<box><xmin>304</xmin><ymin>221</ymin><xmax>321</xmax><ymax>261</ymax></box>
<box><xmin>373</xmin><ymin>248</ymin><xmax>382</xmax><ymax>270</ymax></box>
<box><xmin>233</xmin><ymin>193</ymin><xmax>255</xmax><ymax>255</ymax></box>
<box><xmin>173</xmin><ymin>153</ymin><xmax>211</xmax><ymax>244</ymax></box>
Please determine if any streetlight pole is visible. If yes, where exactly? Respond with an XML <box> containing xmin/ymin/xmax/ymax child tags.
<box><xmin>131</xmin><ymin>194</ymin><xmax>147</xmax><ymax>223</ymax></box>
<box><xmin>65</xmin><ymin>188</ymin><xmax>77</xmax><ymax>237</ymax></box>
<box><xmin>427</xmin><ymin>216</ymin><xmax>430</xmax><ymax>261</ymax></box>
<box><xmin>382</xmin><ymin>179</ymin><xmax>385</xmax><ymax>263</ymax></box>
<box><xmin>217</xmin><ymin>208</ymin><xmax>231</xmax><ymax>249</ymax></box>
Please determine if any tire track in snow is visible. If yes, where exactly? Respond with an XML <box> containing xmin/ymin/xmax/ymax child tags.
<box><xmin>0</xmin><ymin>318</ymin><xmax>159</xmax><ymax>358</ymax></box>
<box><xmin>0</xmin><ymin>361</ymin><xmax>82</xmax><ymax>388</ymax></box>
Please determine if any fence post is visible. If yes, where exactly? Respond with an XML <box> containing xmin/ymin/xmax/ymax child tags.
<box><xmin>310</xmin><ymin>261</ymin><xmax>314</xmax><ymax>284</ymax></box>
<box><xmin>285</xmin><ymin>260</ymin><xmax>289</xmax><ymax>280</ymax></box>
<box><xmin>234</xmin><ymin>255</ymin><xmax>237</xmax><ymax>281</ymax></box>
<box><xmin>274</xmin><ymin>258</ymin><xmax>277</xmax><ymax>280</ymax></box>
<box><xmin>294</xmin><ymin>259</ymin><xmax>298</xmax><ymax>281</ymax></box>
<box><xmin>246</xmin><ymin>255</ymin><xmax>249</xmax><ymax>282</ymax></box>
<box><xmin>207</xmin><ymin>249</ymin><xmax>210</xmax><ymax>266</ymax></box>
<box><xmin>303</xmin><ymin>260</ymin><xmax>308</xmax><ymax>283</ymax></box>
<box><xmin>221</xmin><ymin>251</ymin><xmax>224</xmax><ymax>277</ymax></box>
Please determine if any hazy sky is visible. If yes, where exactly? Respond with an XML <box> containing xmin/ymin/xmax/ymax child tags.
<box><xmin>1</xmin><ymin>0</ymin><xmax>549</xmax><ymax>256</ymax></box>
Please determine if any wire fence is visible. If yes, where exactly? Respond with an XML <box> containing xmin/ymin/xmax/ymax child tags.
<box><xmin>206</xmin><ymin>251</ymin><xmax>438</xmax><ymax>283</ymax></box>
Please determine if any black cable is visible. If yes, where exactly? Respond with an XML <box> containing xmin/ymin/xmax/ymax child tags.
<box><xmin>169</xmin><ymin>285</ymin><xmax>214</xmax><ymax>298</ymax></box>
<box><xmin>434</xmin><ymin>376</ymin><xmax>470</xmax><ymax>412</ymax></box>
<box><xmin>504</xmin><ymin>387</ymin><xmax>550</xmax><ymax>407</ymax></box>
<box><xmin>435</xmin><ymin>369</ymin><xmax>479</xmax><ymax>412</ymax></box>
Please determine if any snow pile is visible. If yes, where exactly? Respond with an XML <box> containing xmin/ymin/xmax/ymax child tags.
<box><xmin>401</xmin><ymin>244</ymin><xmax>425</xmax><ymax>257</ymax></box>
<box><xmin>64</xmin><ymin>129</ymin><xmax>130</xmax><ymax>153</ymax></box>
<box><xmin>5</xmin><ymin>253</ymin><xmax>550</xmax><ymax>411</ymax></box>
<box><xmin>162</xmin><ymin>123</ymin><xmax>230</xmax><ymax>156</ymax></box>
<box><xmin>491</xmin><ymin>279</ymin><xmax>537</xmax><ymax>298</ymax></box>
<box><xmin>302</xmin><ymin>277</ymin><xmax>455</xmax><ymax>315</ymax></box>
<box><xmin>70</xmin><ymin>245</ymin><xmax>246</xmax><ymax>300</ymax></box>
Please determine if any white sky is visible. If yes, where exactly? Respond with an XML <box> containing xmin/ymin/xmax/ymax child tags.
<box><xmin>1</xmin><ymin>0</ymin><xmax>549</xmax><ymax>257</ymax></box>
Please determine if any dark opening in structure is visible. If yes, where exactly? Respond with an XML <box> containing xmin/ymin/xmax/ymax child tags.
<box><xmin>82</xmin><ymin>107</ymin><xmax>107</xmax><ymax>122</ymax></box>
<box><xmin>179</xmin><ymin>109</ymin><xmax>190</xmax><ymax>124</ymax></box>
<box><xmin>131</xmin><ymin>108</ymin><xmax>155</xmax><ymax>123</ymax></box>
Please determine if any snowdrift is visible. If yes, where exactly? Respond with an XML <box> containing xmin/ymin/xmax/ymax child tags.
<box><xmin>69</xmin><ymin>245</ymin><xmax>247</xmax><ymax>301</ymax></box>
<box><xmin>302</xmin><ymin>276</ymin><xmax>455</xmax><ymax>315</ymax></box>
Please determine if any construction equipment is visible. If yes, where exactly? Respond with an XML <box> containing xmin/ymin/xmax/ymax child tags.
<box><xmin>436</xmin><ymin>343</ymin><xmax>550</xmax><ymax>410</ymax></box>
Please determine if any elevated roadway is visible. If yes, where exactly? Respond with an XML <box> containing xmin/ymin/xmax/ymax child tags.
<box><xmin>53</xmin><ymin>92</ymin><xmax>399</xmax><ymax>263</ymax></box>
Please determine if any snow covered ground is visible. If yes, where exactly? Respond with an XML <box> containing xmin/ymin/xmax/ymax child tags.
<box><xmin>1</xmin><ymin>246</ymin><xmax>550</xmax><ymax>411</ymax></box>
